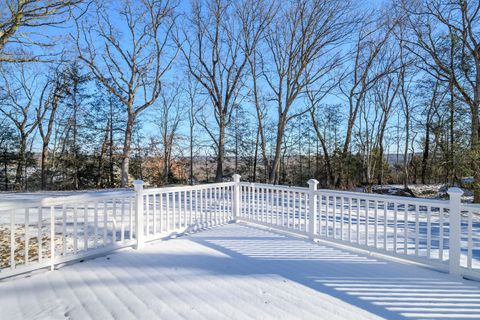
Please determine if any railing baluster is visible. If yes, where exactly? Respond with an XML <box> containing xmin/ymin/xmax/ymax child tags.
<box><xmin>94</xmin><ymin>202</ymin><xmax>99</xmax><ymax>247</ymax></box>
<box><xmin>294</xmin><ymin>191</ymin><xmax>298</xmax><ymax>230</ymax></box>
<box><xmin>145</xmin><ymin>194</ymin><xmax>150</xmax><ymax>236</ymax></box>
<box><xmin>374</xmin><ymin>200</ymin><xmax>378</xmax><ymax>248</ymax></box>
<box><xmin>439</xmin><ymin>207</ymin><xmax>444</xmax><ymax>261</ymax></box>
<box><xmin>62</xmin><ymin>205</ymin><xmax>67</xmax><ymax>256</ymax></box>
<box><xmin>121</xmin><ymin>198</ymin><xmax>125</xmax><ymax>243</ymax></box>
<box><xmin>427</xmin><ymin>206</ymin><xmax>431</xmax><ymax>258</ymax></box>
<box><xmin>348</xmin><ymin>197</ymin><xmax>352</xmax><ymax>242</ymax></box>
<box><xmin>10</xmin><ymin>209</ymin><xmax>15</xmax><ymax>270</ymax></box>
<box><xmin>25</xmin><ymin>208</ymin><xmax>29</xmax><ymax>265</ymax></box>
<box><xmin>364</xmin><ymin>199</ymin><xmax>368</xmax><ymax>246</ymax></box>
<box><xmin>153</xmin><ymin>194</ymin><xmax>157</xmax><ymax>234</ymax></box>
<box><xmin>340</xmin><ymin>197</ymin><xmax>344</xmax><ymax>240</ymax></box>
<box><xmin>50</xmin><ymin>206</ymin><xmax>55</xmax><ymax>271</ymax></box>
<box><xmin>383</xmin><ymin>202</ymin><xmax>388</xmax><ymax>250</ymax></box>
<box><xmin>263</xmin><ymin>187</ymin><xmax>266</xmax><ymax>223</ymax></box>
<box><xmin>326</xmin><ymin>196</ymin><xmax>330</xmax><ymax>237</ymax></box>
<box><xmin>404</xmin><ymin>203</ymin><xmax>408</xmax><ymax>255</ymax></box>
<box><xmin>38</xmin><ymin>206</ymin><xmax>42</xmax><ymax>262</ymax></box>
<box><xmin>174</xmin><ymin>191</ymin><xmax>178</xmax><ymax>229</ymax></box>
<box><xmin>73</xmin><ymin>205</ymin><xmax>78</xmax><ymax>253</ymax></box>
<box><xmin>84</xmin><ymin>204</ymin><xmax>89</xmax><ymax>250</ymax></box>
<box><xmin>468</xmin><ymin>210</ymin><xmax>473</xmax><ymax>269</ymax></box>
<box><xmin>356</xmin><ymin>199</ymin><xmax>360</xmax><ymax>243</ymax></box>
<box><xmin>103</xmin><ymin>200</ymin><xmax>108</xmax><ymax>245</ymax></box>
<box><xmin>112</xmin><ymin>199</ymin><xmax>117</xmax><ymax>243</ymax></box>
<box><xmin>166</xmin><ymin>193</ymin><xmax>170</xmax><ymax>231</ymax></box>
<box><xmin>130</xmin><ymin>196</ymin><xmax>134</xmax><ymax>239</ymax></box>
<box><xmin>215</xmin><ymin>187</ymin><xmax>218</xmax><ymax>224</ymax></box>
<box><xmin>393</xmin><ymin>203</ymin><xmax>398</xmax><ymax>252</ymax></box>
<box><xmin>333</xmin><ymin>196</ymin><xmax>337</xmax><ymax>238</ymax></box>
<box><xmin>194</xmin><ymin>190</ymin><xmax>199</xmax><ymax>225</ymax></box>
<box><xmin>415</xmin><ymin>206</ymin><xmax>420</xmax><ymax>256</ymax></box>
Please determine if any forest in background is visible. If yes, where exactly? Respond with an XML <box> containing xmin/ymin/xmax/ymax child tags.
<box><xmin>1</xmin><ymin>0</ymin><xmax>480</xmax><ymax>202</ymax></box>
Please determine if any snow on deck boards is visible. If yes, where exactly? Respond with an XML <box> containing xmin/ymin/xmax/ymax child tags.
<box><xmin>1</xmin><ymin>224</ymin><xmax>480</xmax><ymax>320</ymax></box>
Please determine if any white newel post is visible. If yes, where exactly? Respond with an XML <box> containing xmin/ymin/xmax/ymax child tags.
<box><xmin>308</xmin><ymin>179</ymin><xmax>319</xmax><ymax>238</ymax></box>
<box><xmin>134</xmin><ymin>180</ymin><xmax>145</xmax><ymax>249</ymax></box>
<box><xmin>233</xmin><ymin>174</ymin><xmax>241</xmax><ymax>222</ymax></box>
<box><xmin>447</xmin><ymin>187</ymin><xmax>464</xmax><ymax>276</ymax></box>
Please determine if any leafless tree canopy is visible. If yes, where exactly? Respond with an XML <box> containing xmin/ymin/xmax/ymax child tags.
<box><xmin>0</xmin><ymin>0</ymin><xmax>480</xmax><ymax>203</ymax></box>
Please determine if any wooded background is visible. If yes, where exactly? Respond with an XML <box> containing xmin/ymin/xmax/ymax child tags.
<box><xmin>1</xmin><ymin>0</ymin><xmax>479</xmax><ymax>202</ymax></box>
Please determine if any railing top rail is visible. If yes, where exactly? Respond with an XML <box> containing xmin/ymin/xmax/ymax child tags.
<box><xmin>0</xmin><ymin>190</ymin><xmax>135</xmax><ymax>211</ymax></box>
<box><xmin>239</xmin><ymin>182</ymin><xmax>309</xmax><ymax>193</ymax></box>
<box><xmin>316</xmin><ymin>188</ymin><xmax>449</xmax><ymax>206</ymax></box>
<box><xmin>461</xmin><ymin>203</ymin><xmax>480</xmax><ymax>211</ymax></box>
<box><xmin>142</xmin><ymin>181</ymin><xmax>235</xmax><ymax>195</ymax></box>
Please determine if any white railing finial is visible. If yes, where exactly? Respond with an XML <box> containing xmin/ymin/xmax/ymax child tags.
<box><xmin>133</xmin><ymin>180</ymin><xmax>145</xmax><ymax>192</ymax></box>
<box><xmin>307</xmin><ymin>179</ymin><xmax>319</xmax><ymax>189</ymax></box>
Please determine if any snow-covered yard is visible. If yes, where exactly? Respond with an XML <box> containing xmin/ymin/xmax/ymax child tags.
<box><xmin>1</xmin><ymin>223</ymin><xmax>480</xmax><ymax>320</ymax></box>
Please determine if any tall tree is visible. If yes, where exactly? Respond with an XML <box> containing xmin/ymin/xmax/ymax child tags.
<box><xmin>0</xmin><ymin>0</ymin><xmax>82</xmax><ymax>62</ymax></box>
<box><xmin>337</xmin><ymin>12</ymin><xmax>397</xmax><ymax>188</ymax></box>
<box><xmin>38</xmin><ymin>66</ymin><xmax>68</xmax><ymax>190</ymax></box>
<box><xmin>0</xmin><ymin>64</ymin><xmax>45</xmax><ymax>189</ymax></box>
<box><xmin>406</xmin><ymin>0</ymin><xmax>480</xmax><ymax>200</ymax></box>
<box><xmin>157</xmin><ymin>85</ymin><xmax>182</xmax><ymax>184</ymax></box>
<box><xmin>75</xmin><ymin>0</ymin><xmax>178</xmax><ymax>187</ymax></box>
<box><xmin>263</xmin><ymin>0</ymin><xmax>352</xmax><ymax>184</ymax></box>
<box><xmin>178</xmin><ymin>0</ymin><xmax>270</xmax><ymax>182</ymax></box>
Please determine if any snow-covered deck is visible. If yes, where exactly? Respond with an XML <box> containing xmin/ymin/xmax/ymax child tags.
<box><xmin>1</xmin><ymin>223</ymin><xmax>480</xmax><ymax>320</ymax></box>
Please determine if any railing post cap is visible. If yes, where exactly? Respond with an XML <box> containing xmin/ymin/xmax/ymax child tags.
<box><xmin>133</xmin><ymin>180</ymin><xmax>145</xmax><ymax>191</ymax></box>
<box><xmin>232</xmin><ymin>174</ymin><xmax>241</xmax><ymax>182</ymax></box>
<box><xmin>447</xmin><ymin>187</ymin><xmax>464</xmax><ymax>196</ymax></box>
<box><xmin>307</xmin><ymin>179</ymin><xmax>319</xmax><ymax>188</ymax></box>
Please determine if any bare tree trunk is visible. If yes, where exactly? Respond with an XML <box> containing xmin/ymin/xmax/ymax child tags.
<box><xmin>189</xmin><ymin>124</ymin><xmax>194</xmax><ymax>185</ymax></box>
<box><xmin>253</xmin><ymin>129</ymin><xmax>259</xmax><ymax>182</ymax></box>
<box><xmin>15</xmin><ymin>136</ymin><xmax>26</xmax><ymax>189</ymax></box>
<box><xmin>96</xmin><ymin>119</ymin><xmax>110</xmax><ymax>188</ymax></box>
<box><xmin>311</xmin><ymin>109</ymin><xmax>334</xmax><ymax>186</ymax></box>
<box><xmin>215</xmin><ymin>120</ymin><xmax>225</xmax><ymax>182</ymax></box>
<box><xmin>121</xmin><ymin>114</ymin><xmax>134</xmax><ymax>187</ymax></box>
<box><xmin>269</xmin><ymin>117</ymin><xmax>286</xmax><ymax>184</ymax></box>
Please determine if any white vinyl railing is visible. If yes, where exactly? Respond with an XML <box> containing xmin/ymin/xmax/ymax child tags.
<box><xmin>1</xmin><ymin>174</ymin><xmax>479</xmax><ymax>280</ymax></box>
<box><xmin>0</xmin><ymin>190</ymin><xmax>136</xmax><ymax>279</ymax></box>
<box><xmin>0</xmin><ymin>180</ymin><xmax>235</xmax><ymax>279</ymax></box>
<box><xmin>138</xmin><ymin>181</ymin><xmax>235</xmax><ymax>244</ymax></box>
<box><xmin>237</xmin><ymin>179</ymin><xmax>480</xmax><ymax>279</ymax></box>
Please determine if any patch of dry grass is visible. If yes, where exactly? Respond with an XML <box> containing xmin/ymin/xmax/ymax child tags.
<box><xmin>0</xmin><ymin>225</ymin><xmax>62</xmax><ymax>269</ymax></box>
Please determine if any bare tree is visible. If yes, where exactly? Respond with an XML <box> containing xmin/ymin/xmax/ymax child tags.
<box><xmin>0</xmin><ymin>0</ymin><xmax>83</xmax><ymax>62</ymax></box>
<box><xmin>337</xmin><ymin>13</ymin><xmax>397</xmax><ymax>188</ymax></box>
<box><xmin>185</xmin><ymin>74</ymin><xmax>202</xmax><ymax>185</ymax></box>
<box><xmin>37</xmin><ymin>66</ymin><xmax>68</xmax><ymax>190</ymax></box>
<box><xmin>263</xmin><ymin>0</ymin><xmax>352</xmax><ymax>184</ymax></box>
<box><xmin>0</xmin><ymin>64</ymin><xmax>45</xmax><ymax>189</ymax></box>
<box><xmin>75</xmin><ymin>0</ymin><xmax>178</xmax><ymax>187</ymax></box>
<box><xmin>178</xmin><ymin>0</ymin><xmax>270</xmax><ymax>182</ymax></box>
<box><xmin>158</xmin><ymin>85</ymin><xmax>182</xmax><ymax>184</ymax></box>
<box><xmin>241</xmin><ymin>0</ymin><xmax>276</xmax><ymax>182</ymax></box>
<box><xmin>405</xmin><ymin>0</ymin><xmax>480</xmax><ymax>200</ymax></box>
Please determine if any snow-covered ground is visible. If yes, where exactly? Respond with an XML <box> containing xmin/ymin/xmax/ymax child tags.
<box><xmin>1</xmin><ymin>223</ymin><xmax>480</xmax><ymax>319</ymax></box>
<box><xmin>371</xmin><ymin>184</ymin><xmax>475</xmax><ymax>203</ymax></box>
